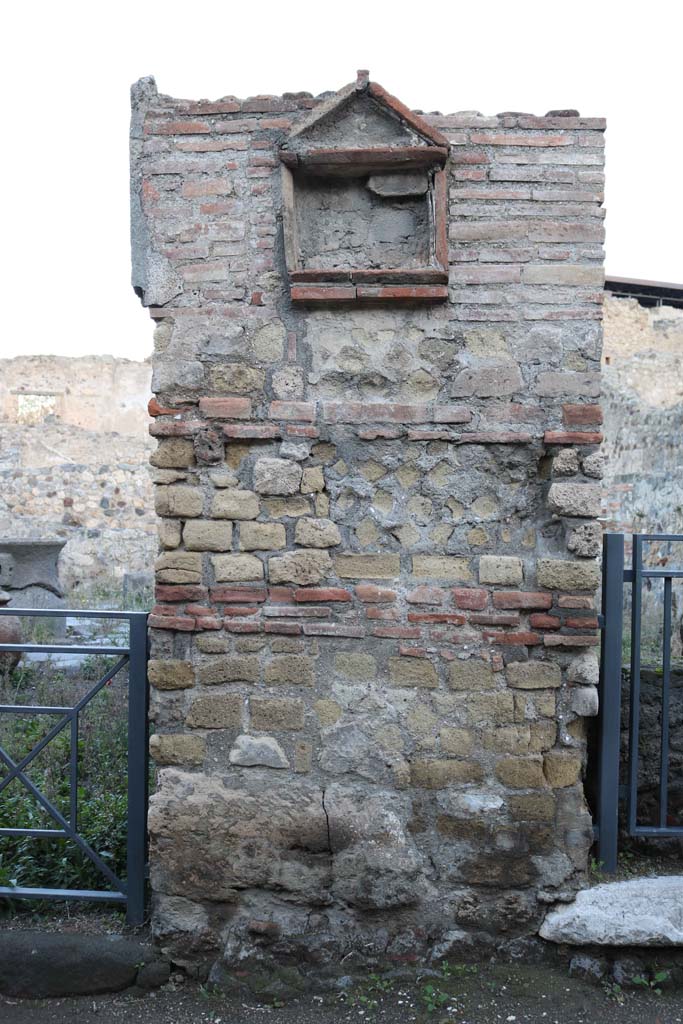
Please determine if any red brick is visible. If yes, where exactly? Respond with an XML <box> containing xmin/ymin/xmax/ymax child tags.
<box><xmin>156</xmin><ymin>585</ymin><xmax>208</xmax><ymax>603</ymax></box>
<box><xmin>268</xmin><ymin>587</ymin><xmax>295</xmax><ymax>602</ymax></box>
<box><xmin>148</xmin><ymin>397</ymin><xmax>192</xmax><ymax>417</ymax></box>
<box><xmin>223</xmin><ymin>424</ymin><xmax>280</xmax><ymax>439</ymax></box>
<box><xmin>263</xmin><ymin>605</ymin><xmax>331</xmax><ymax>618</ymax></box>
<box><xmin>224</xmin><ymin>619</ymin><xmax>263</xmax><ymax>633</ymax></box>
<box><xmin>355</xmin><ymin>585</ymin><xmax>397</xmax><ymax>603</ymax></box>
<box><xmin>185</xmin><ymin>604</ymin><xmax>213</xmax><ymax>616</ymax></box>
<box><xmin>452</xmin><ymin>588</ymin><xmax>488</xmax><ymax>610</ymax></box>
<box><xmin>469</xmin><ymin>613</ymin><xmax>520</xmax><ymax>626</ymax></box>
<box><xmin>264</xmin><ymin>621</ymin><xmax>303</xmax><ymax>635</ymax></box>
<box><xmin>398</xmin><ymin>646</ymin><xmax>431</xmax><ymax>658</ymax></box>
<box><xmin>450</xmin><ymin>149</ymin><xmax>489</xmax><ymax>164</ymax></box>
<box><xmin>365</xmin><ymin>607</ymin><xmax>400</xmax><ymax>620</ymax></box>
<box><xmin>285</xmin><ymin>425</ymin><xmax>319</xmax><ymax>438</ymax></box>
<box><xmin>217</xmin><ymin>605</ymin><xmax>260</xmax><ymax>616</ymax></box>
<box><xmin>484</xmin><ymin>631</ymin><xmax>542</xmax><ymax>645</ymax></box>
<box><xmin>457</xmin><ymin>432</ymin><xmax>534</xmax><ymax>444</ymax></box>
<box><xmin>149</xmin><ymin>419</ymin><xmax>203</xmax><ymax>436</ymax></box>
<box><xmin>493</xmin><ymin>591</ymin><xmax>553</xmax><ymax>610</ymax></box>
<box><xmin>558</xmin><ymin>595</ymin><xmax>595</xmax><ymax>609</ymax></box>
<box><xmin>146</xmin><ymin>119</ymin><xmax>212</xmax><ymax>136</ymax></box>
<box><xmin>323</xmin><ymin>402</ymin><xmax>430</xmax><ymax>424</ymax></box>
<box><xmin>200</xmin><ymin>201</ymin><xmax>238</xmax><ymax>215</ymax></box>
<box><xmin>407</xmin><ymin>586</ymin><xmax>445</xmax><ymax>605</ymax></box>
<box><xmin>294</xmin><ymin>587</ymin><xmax>352</xmax><ymax>603</ymax></box>
<box><xmin>210</xmin><ymin>586</ymin><xmax>267</xmax><ymax>603</ymax></box>
<box><xmin>544</xmin><ymin>430</ymin><xmax>603</xmax><ymax>445</ymax></box>
<box><xmin>303</xmin><ymin>623</ymin><xmax>365</xmax><ymax>637</ymax></box>
<box><xmin>407</xmin><ymin>612</ymin><xmax>466</xmax><ymax>624</ymax></box>
<box><xmin>199</xmin><ymin>397</ymin><xmax>252</xmax><ymax>419</ymax></box>
<box><xmin>562</xmin><ymin>404</ymin><xmax>604</xmax><ymax>427</ymax></box>
<box><xmin>470</xmin><ymin>132</ymin><xmax>573</xmax><ymax>146</ymax></box>
<box><xmin>407</xmin><ymin>430</ymin><xmax>453</xmax><ymax>441</ymax></box>
<box><xmin>291</xmin><ymin>286</ymin><xmax>356</xmax><ymax>303</ymax></box>
<box><xmin>149</xmin><ymin>615</ymin><xmax>195</xmax><ymax>631</ymax></box>
<box><xmin>433</xmin><ymin>405</ymin><xmax>473</xmax><ymax>424</ymax></box>
<box><xmin>151</xmin><ymin>604</ymin><xmax>174</xmax><ymax>617</ymax></box>
<box><xmin>529</xmin><ymin>613</ymin><xmax>562</xmax><ymax>629</ymax></box>
<box><xmin>182</xmin><ymin>179</ymin><xmax>234</xmax><ymax>198</ymax></box>
<box><xmin>356</xmin><ymin>285</ymin><xmax>448</xmax><ymax>301</ymax></box>
<box><xmin>195</xmin><ymin>617</ymin><xmax>222</xmax><ymax>630</ymax></box>
<box><xmin>565</xmin><ymin>616</ymin><xmax>599</xmax><ymax>630</ymax></box>
<box><xmin>372</xmin><ymin>626</ymin><xmax>421</xmax><ymax>639</ymax></box>
<box><xmin>543</xmin><ymin>634</ymin><xmax>599</xmax><ymax>647</ymax></box>
<box><xmin>269</xmin><ymin>401</ymin><xmax>316</xmax><ymax>421</ymax></box>
<box><xmin>358</xmin><ymin>427</ymin><xmax>404</xmax><ymax>440</ymax></box>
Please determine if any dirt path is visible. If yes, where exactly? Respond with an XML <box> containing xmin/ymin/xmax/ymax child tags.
<box><xmin>2</xmin><ymin>964</ymin><xmax>682</xmax><ymax>1024</ymax></box>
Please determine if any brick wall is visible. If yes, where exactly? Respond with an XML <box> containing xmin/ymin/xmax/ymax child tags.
<box><xmin>131</xmin><ymin>75</ymin><xmax>605</xmax><ymax>976</ymax></box>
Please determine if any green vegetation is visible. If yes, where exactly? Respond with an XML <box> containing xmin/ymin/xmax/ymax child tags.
<box><xmin>0</xmin><ymin>656</ymin><xmax>130</xmax><ymax>899</ymax></box>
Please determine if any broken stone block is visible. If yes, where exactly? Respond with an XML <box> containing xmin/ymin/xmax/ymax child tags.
<box><xmin>253</xmin><ymin>458</ymin><xmax>302</xmax><ymax>495</ymax></box>
<box><xmin>547</xmin><ymin>482</ymin><xmax>601</xmax><ymax>518</ymax></box>
<box><xmin>229</xmin><ymin>735</ymin><xmax>289</xmax><ymax>768</ymax></box>
<box><xmin>294</xmin><ymin>517</ymin><xmax>342</xmax><ymax>547</ymax></box>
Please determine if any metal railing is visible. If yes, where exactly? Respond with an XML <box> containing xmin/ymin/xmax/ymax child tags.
<box><xmin>597</xmin><ymin>534</ymin><xmax>683</xmax><ymax>871</ymax></box>
<box><xmin>0</xmin><ymin>608</ymin><xmax>148</xmax><ymax>925</ymax></box>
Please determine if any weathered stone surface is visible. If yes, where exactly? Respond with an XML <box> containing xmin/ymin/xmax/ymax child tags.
<box><xmin>568</xmin><ymin>652</ymin><xmax>599</xmax><ymax>687</ymax></box>
<box><xmin>448</xmin><ymin>659</ymin><xmax>495</xmax><ymax>691</ymax></box>
<box><xmin>411</xmin><ymin>556</ymin><xmax>472</xmax><ymax>581</ymax></box>
<box><xmin>211</xmin><ymin>489</ymin><xmax>259</xmax><ymax>520</ymax></box>
<box><xmin>294</xmin><ymin>517</ymin><xmax>342</xmax><ymax>547</ymax></box>
<box><xmin>155</xmin><ymin>551</ymin><xmax>202</xmax><ymax>584</ymax></box>
<box><xmin>253</xmin><ymin>458</ymin><xmax>302</xmax><ymax>495</ymax></box>
<box><xmin>537</xmin><ymin>559</ymin><xmax>601</xmax><ymax>591</ymax></box>
<box><xmin>540</xmin><ymin>877</ymin><xmax>683</xmax><ymax>945</ymax></box>
<box><xmin>336</xmin><ymin>554</ymin><xmax>400</xmax><ymax>579</ymax></box>
<box><xmin>150</xmin><ymin>733</ymin><xmax>206</xmax><ymax>766</ymax></box>
<box><xmin>239</xmin><ymin>522</ymin><xmax>286</xmax><ymax>550</ymax></box>
<box><xmin>547</xmin><ymin>483</ymin><xmax>601</xmax><ymax>518</ymax></box>
<box><xmin>479</xmin><ymin>555</ymin><xmax>523</xmax><ymax>585</ymax></box>
<box><xmin>495</xmin><ymin>755</ymin><xmax>546</xmax><ymax>788</ymax></box>
<box><xmin>552</xmin><ymin>448</ymin><xmax>579</xmax><ymax>476</ymax></box>
<box><xmin>507</xmin><ymin>661</ymin><xmax>562</xmax><ymax>689</ymax></box>
<box><xmin>212</xmin><ymin>553</ymin><xmax>264</xmax><ymax>581</ymax></box>
<box><xmin>411</xmin><ymin>760</ymin><xmax>483</xmax><ymax>788</ymax></box>
<box><xmin>544</xmin><ymin>751</ymin><xmax>582</xmax><ymax>787</ymax></box>
<box><xmin>570</xmin><ymin>686</ymin><xmax>599</xmax><ymax>716</ymax></box>
<box><xmin>334</xmin><ymin>652</ymin><xmax>377</xmax><ymax>680</ymax></box>
<box><xmin>389</xmin><ymin>657</ymin><xmax>438</xmax><ymax>688</ymax></box>
<box><xmin>250</xmin><ymin>697</ymin><xmax>305</xmax><ymax>731</ymax></box>
<box><xmin>229</xmin><ymin>734</ymin><xmax>289</xmax><ymax>768</ymax></box>
<box><xmin>197</xmin><ymin>656</ymin><xmax>259</xmax><ymax>685</ymax></box>
<box><xmin>151</xmin><ymin>438</ymin><xmax>195</xmax><ymax>468</ymax></box>
<box><xmin>566</xmin><ymin>521</ymin><xmax>602</xmax><ymax>557</ymax></box>
<box><xmin>265</xmin><ymin>655</ymin><xmax>315</xmax><ymax>687</ymax></box>
<box><xmin>0</xmin><ymin>931</ymin><xmax>147</xmax><ymax>997</ymax></box>
<box><xmin>301</xmin><ymin>466</ymin><xmax>325</xmax><ymax>493</ymax></box>
<box><xmin>187</xmin><ymin>694</ymin><xmax>243</xmax><ymax>730</ymax></box>
<box><xmin>155</xmin><ymin>485</ymin><xmax>203</xmax><ymax>518</ymax></box>
<box><xmin>183</xmin><ymin>520</ymin><xmax>232</xmax><ymax>551</ymax></box>
<box><xmin>451</xmin><ymin>365</ymin><xmax>522</xmax><ymax>398</ymax></box>
<box><xmin>269</xmin><ymin>550</ymin><xmax>332</xmax><ymax>584</ymax></box>
<box><xmin>148</xmin><ymin>659</ymin><xmax>195</xmax><ymax>690</ymax></box>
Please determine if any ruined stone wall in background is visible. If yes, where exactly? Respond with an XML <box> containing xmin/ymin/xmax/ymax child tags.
<box><xmin>131</xmin><ymin>74</ymin><xmax>605</xmax><ymax>975</ymax></box>
<box><xmin>0</xmin><ymin>356</ymin><xmax>155</xmax><ymax>594</ymax></box>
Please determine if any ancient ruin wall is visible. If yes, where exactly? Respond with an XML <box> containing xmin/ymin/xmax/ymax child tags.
<box><xmin>131</xmin><ymin>75</ymin><xmax>606</xmax><ymax>973</ymax></box>
<box><xmin>0</xmin><ymin>355</ymin><xmax>156</xmax><ymax>593</ymax></box>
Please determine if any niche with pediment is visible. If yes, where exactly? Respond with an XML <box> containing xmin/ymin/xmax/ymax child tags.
<box><xmin>280</xmin><ymin>74</ymin><xmax>450</xmax><ymax>303</ymax></box>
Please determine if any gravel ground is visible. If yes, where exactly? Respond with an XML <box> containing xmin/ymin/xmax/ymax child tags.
<box><xmin>2</xmin><ymin>964</ymin><xmax>682</xmax><ymax>1024</ymax></box>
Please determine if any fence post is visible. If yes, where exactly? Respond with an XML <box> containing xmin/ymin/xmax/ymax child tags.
<box><xmin>126</xmin><ymin>613</ymin><xmax>149</xmax><ymax>926</ymax></box>
<box><xmin>597</xmin><ymin>533</ymin><xmax>624</xmax><ymax>873</ymax></box>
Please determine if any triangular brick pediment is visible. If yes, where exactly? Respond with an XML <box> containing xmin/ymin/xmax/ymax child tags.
<box><xmin>283</xmin><ymin>72</ymin><xmax>448</xmax><ymax>153</ymax></box>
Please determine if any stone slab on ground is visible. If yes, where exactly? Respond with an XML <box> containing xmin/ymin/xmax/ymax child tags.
<box><xmin>540</xmin><ymin>876</ymin><xmax>683</xmax><ymax>945</ymax></box>
<box><xmin>0</xmin><ymin>931</ymin><xmax>168</xmax><ymax>998</ymax></box>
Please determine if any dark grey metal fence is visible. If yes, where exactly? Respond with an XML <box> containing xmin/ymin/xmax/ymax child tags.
<box><xmin>0</xmin><ymin>608</ymin><xmax>148</xmax><ymax>925</ymax></box>
<box><xmin>597</xmin><ymin>533</ymin><xmax>683</xmax><ymax>871</ymax></box>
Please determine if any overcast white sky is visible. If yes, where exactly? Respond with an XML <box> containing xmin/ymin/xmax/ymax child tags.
<box><xmin>2</xmin><ymin>0</ymin><xmax>681</xmax><ymax>361</ymax></box>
